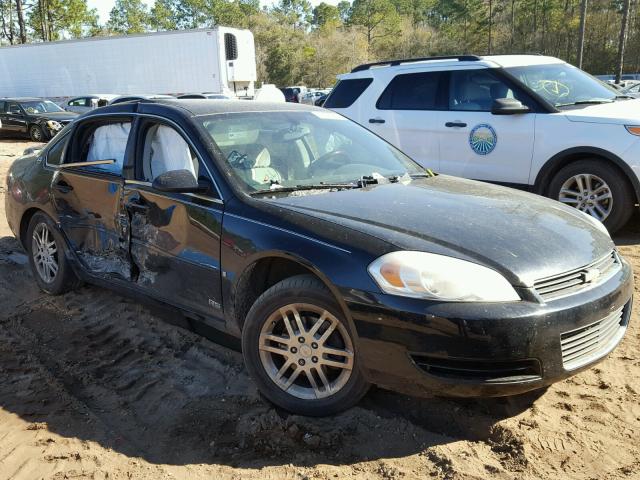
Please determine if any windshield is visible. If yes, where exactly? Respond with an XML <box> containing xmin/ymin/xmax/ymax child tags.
<box><xmin>20</xmin><ymin>100</ymin><xmax>65</xmax><ymax>114</ymax></box>
<box><xmin>505</xmin><ymin>63</ymin><xmax>620</xmax><ymax>107</ymax></box>
<box><xmin>200</xmin><ymin>110</ymin><xmax>426</xmax><ymax>192</ymax></box>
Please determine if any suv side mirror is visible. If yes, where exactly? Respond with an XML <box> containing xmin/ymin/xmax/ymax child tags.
<box><xmin>152</xmin><ymin>169</ymin><xmax>201</xmax><ymax>193</ymax></box>
<box><xmin>491</xmin><ymin>98</ymin><xmax>530</xmax><ymax>115</ymax></box>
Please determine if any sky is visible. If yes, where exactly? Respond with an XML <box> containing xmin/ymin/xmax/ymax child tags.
<box><xmin>87</xmin><ymin>0</ymin><xmax>341</xmax><ymax>22</ymax></box>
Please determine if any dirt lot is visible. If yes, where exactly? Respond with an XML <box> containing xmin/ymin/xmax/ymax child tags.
<box><xmin>0</xmin><ymin>138</ymin><xmax>639</xmax><ymax>480</ymax></box>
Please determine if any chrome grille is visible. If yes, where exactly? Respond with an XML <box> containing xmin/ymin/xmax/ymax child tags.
<box><xmin>534</xmin><ymin>251</ymin><xmax>620</xmax><ymax>300</ymax></box>
<box><xmin>560</xmin><ymin>305</ymin><xmax>626</xmax><ymax>370</ymax></box>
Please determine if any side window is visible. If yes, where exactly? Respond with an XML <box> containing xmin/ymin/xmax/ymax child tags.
<box><xmin>376</xmin><ymin>71</ymin><xmax>444</xmax><ymax>110</ymax></box>
<box><xmin>67</xmin><ymin>121</ymin><xmax>132</xmax><ymax>175</ymax></box>
<box><xmin>139</xmin><ymin>123</ymin><xmax>202</xmax><ymax>185</ymax></box>
<box><xmin>449</xmin><ymin>70</ymin><xmax>517</xmax><ymax>112</ymax></box>
<box><xmin>0</xmin><ymin>101</ymin><xmax>5</xmax><ymax>113</ymax></box>
<box><xmin>8</xmin><ymin>103</ymin><xmax>22</xmax><ymax>114</ymax></box>
<box><xmin>68</xmin><ymin>98</ymin><xmax>88</xmax><ymax>107</ymax></box>
<box><xmin>324</xmin><ymin>78</ymin><xmax>373</xmax><ymax>108</ymax></box>
<box><xmin>46</xmin><ymin>133</ymin><xmax>71</xmax><ymax>166</ymax></box>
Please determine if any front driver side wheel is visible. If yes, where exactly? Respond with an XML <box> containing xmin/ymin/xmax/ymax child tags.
<box><xmin>29</xmin><ymin>125</ymin><xmax>45</xmax><ymax>142</ymax></box>
<box><xmin>242</xmin><ymin>274</ymin><xmax>370</xmax><ymax>416</ymax></box>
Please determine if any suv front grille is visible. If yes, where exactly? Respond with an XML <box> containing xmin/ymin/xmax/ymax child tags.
<box><xmin>534</xmin><ymin>251</ymin><xmax>620</xmax><ymax>301</ymax></box>
<box><xmin>560</xmin><ymin>303</ymin><xmax>628</xmax><ymax>370</ymax></box>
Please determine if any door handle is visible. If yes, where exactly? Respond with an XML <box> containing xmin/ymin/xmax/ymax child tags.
<box><xmin>445</xmin><ymin>122</ymin><xmax>467</xmax><ymax>128</ymax></box>
<box><xmin>54</xmin><ymin>180</ymin><xmax>73</xmax><ymax>193</ymax></box>
<box><xmin>369</xmin><ymin>118</ymin><xmax>386</xmax><ymax>124</ymax></box>
<box><xmin>126</xmin><ymin>200</ymin><xmax>149</xmax><ymax>214</ymax></box>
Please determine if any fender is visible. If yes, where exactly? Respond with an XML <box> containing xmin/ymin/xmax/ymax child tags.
<box><xmin>230</xmin><ymin>249</ymin><xmax>360</xmax><ymax>340</ymax></box>
<box><xmin>533</xmin><ymin>147</ymin><xmax>640</xmax><ymax>202</ymax></box>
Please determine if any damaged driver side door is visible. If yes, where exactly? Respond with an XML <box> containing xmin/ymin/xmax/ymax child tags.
<box><xmin>50</xmin><ymin>117</ymin><xmax>134</xmax><ymax>280</ymax></box>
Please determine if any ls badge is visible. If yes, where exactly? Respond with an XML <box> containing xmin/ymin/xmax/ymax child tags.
<box><xmin>469</xmin><ymin>124</ymin><xmax>497</xmax><ymax>155</ymax></box>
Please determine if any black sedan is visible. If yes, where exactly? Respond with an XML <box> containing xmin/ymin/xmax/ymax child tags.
<box><xmin>0</xmin><ymin>97</ymin><xmax>78</xmax><ymax>141</ymax></box>
<box><xmin>4</xmin><ymin>100</ymin><xmax>632</xmax><ymax>416</ymax></box>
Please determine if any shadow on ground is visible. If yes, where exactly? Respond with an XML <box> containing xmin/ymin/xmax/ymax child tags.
<box><xmin>0</xmin><ymin>227</ymin><xmax>608</xmax><ymax>469</ymax></box>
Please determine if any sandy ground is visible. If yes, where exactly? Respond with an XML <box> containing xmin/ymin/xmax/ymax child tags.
<box><xmin>0</xmin><ymin>138</ymin><xmax>639</xmax><ymax>480</ymax></box>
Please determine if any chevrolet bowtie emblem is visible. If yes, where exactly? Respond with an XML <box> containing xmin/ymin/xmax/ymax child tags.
<box><xmin>582</xmin><ymin>268</ymin><xmax>600</xmax><ymax>283</ymax></box>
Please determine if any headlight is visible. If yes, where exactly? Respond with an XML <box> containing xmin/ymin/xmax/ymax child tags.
<box><xmin>368</xmin><ymin>251</ymin><xmax>520</xmax><ymax>302</ymax></box>
<box><xmin>46</xmin><ymin>120</ymin><xmax>62</xmax><ymax>130</ymax></box>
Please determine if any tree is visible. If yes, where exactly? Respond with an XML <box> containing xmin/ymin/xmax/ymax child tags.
<box><xmin>15</xmin><ymin>0</ymin><xmax>26</xmax><ymax>42</ymax></box>
<box><xmin>349</xmin><ymin>0</ymin><xmax>401</xmax><ymax>55</ymax></box>
<box><xmin>0</xmin><ymin>0</ymin><xmax>17</xmax><ymax>44</ymax></box>
<box><xmin>107</xmin><ymin>0</ymin><xmax>149</xmax><ymax>34</ymax></box>
<box><xmin>615</xmin><ymin>0</ymin><xmax>631</xmax><ymax>82</ymax></box>
<box><xmin>273</xmin><ymin>0</ymin><xmax>312</xmax><ymax>30</ymax></box>
<box><xmin>28</xmin><ymin>0</ymin><xmax>99</xmax><ymax>41</ymax></box>
<box><xmin>312</xmin><ymin>2</ymin><xmax>341</xmax><ymax>28</ymax></box>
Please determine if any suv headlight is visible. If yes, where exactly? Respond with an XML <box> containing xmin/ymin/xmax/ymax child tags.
<box><xmin>368</xmin><ymin>251</ymin><xmax>520</xmax><ymax>302</ymax></box>
<box><xmin>46</xmin><ymin>120</ymin><xmax>62</xmax><ymax>130</ymax></box>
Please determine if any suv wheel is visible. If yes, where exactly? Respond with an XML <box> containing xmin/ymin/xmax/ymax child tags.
<box><xmin>548</xmin><ymin>159</ymin><xmax>634</xmax><ymax>234</ymax></box>
<box><xmin>29</xmin><ymin>124</ymin><xmax>45</xmax><ymax>142</ymax></box>
<box><xmin>27</xmin><ymin>212</ymin><xmax>81</xmax><ymax>295</ymax></box>
<box><xmin>242</xmin><ymin>274</ymin><xmax>369</xmax><ymax>416</ymax></box>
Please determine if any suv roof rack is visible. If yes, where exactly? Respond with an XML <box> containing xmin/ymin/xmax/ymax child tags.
<box><xmin>351</xmin><ymin>55</ymin><xmax>482</xmax><ymax>73</ymax></box>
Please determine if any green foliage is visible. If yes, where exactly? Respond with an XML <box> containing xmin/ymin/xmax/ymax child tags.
<box><xmin>0</xmin><ymin>0</ymin><xmax>639</xmax><ymax>83</ymax></box>
<box><xmin>107</xmin><ymin>0</ymin><xmax>150</xmax><ymax>34</ymax></box>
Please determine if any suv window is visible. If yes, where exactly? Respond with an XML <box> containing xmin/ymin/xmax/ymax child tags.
<box><xmin>8</xmin><ymin>103</ymin><xmax>22</xmax><ymax>114</ymax></box>
<box><xmin>377</xmin><ymin>71</ymin><xmax>444</xmax><ymax>110</ymax></box>
<box><xmin>68</xmin><ymin>121</ymin><xmax>132</xmax><ymax>175</ymax></box>
<box><xmin>68</xmin><ymin>98</ymin><xmax>89</xmax><ymax>107</ymax></box>
<box><xmin>449</xmin><ymin>70</ymin><xmax>518</xmax><ymax>112</ymax></box>
<box><xmin>47</xmin><ymin>133</ymin><xmax>71</xmax><ymax>166</ymax></box>
<box><xmin>324</xmin><ymin>78</ymin><xmax>373</xmax><ymax>108</ymax></box>
<box><xmin>138</xmin><ymin>122</ymin><xmax>203</xmax><ymax>186</ymax></box>
<box><xmin>0</xmin><ymin>101</ymin><xmax>4</xmax><ymax>112</ymax></box>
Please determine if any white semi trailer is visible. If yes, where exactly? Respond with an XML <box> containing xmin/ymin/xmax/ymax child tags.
<box><xmin>0</xmin><ymin>28</ymin><xmax>257</xmax><ymax>98</ymax></box>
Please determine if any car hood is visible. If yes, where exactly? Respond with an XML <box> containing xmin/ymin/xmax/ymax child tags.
<box><xmin>266</xmin><ymin>176</ymin><xmax>614</xmax><ymax>287</ymax></box>
<box><xmin>31</xmin><ymin>112</ymin><xmax>78</xmax><ymax>121</ymax></box>
<box><xmin>564</xmin><ymin>98</ymin><xmax>640</xmax><ymax>125</ymax></box>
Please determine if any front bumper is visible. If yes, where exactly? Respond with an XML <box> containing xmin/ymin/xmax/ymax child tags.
<box><xmin>344</xmin><ymin>256</ymin><xmax>633</xmax><ymax>398</ymax></box>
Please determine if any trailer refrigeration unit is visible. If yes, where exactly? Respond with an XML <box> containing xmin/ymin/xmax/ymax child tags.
<box><xmin>0</xmin><ymin>28</ymin><xmax>257</xmax><ymax>99</ymax></box>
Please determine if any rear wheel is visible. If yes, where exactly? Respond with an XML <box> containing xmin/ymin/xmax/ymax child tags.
<box><xmin>242</xmin><ymin>274</ymin><xmax>369</xmax><ymax>416</ymax></box>
<box><xmin>548</xmin><ymin>159</ymin><xmax>634</xmax><ymax>234</ymax></box>
<box><xmin>29</xmin><ymin>125</ymin><xmax>45</xmax><ymax>142</ymax></box>
<box><xmin>27</xmin><ymin>212</ymin><xmax>81</xmax><ymax>295</ymax></box>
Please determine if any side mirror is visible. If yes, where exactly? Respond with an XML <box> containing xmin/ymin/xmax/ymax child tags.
<box><xmin>491</xmin><ymin>98</ymin><xmax>530</xmax><ymax>115</ymax></box>
<box><xmin>152</xmin><ymin>169</ymin><xmax>200</xmax><ymax>193</ymax></box>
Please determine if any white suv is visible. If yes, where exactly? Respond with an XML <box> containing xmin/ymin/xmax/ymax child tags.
<box><xmin>325</xmin><ymin>55</ymin><xmax>640</xmax><ymax>233</ymax></box>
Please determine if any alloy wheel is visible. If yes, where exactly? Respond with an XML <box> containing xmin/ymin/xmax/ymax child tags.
<box><xmin>258</xmin><ymin>303</ymin><xmax>354</xmax><ymax>400</ymax></box>
<box><xmin>31</xmin><ymin>126</ymin><xmax>43</xmax><ymax>141</ymax></box>
<box><xmin>558</xmin><ymin>173</ymin><xmax>613</xmax><ymax>221</ymax></box>
<box><xmin>31</xmin><ymin>223</ymin><xmax>58</xmax><ymax>283</ymax></box>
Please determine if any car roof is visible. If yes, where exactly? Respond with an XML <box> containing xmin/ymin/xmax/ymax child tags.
<box><xmin>88</xmin><ymin>99</ymin><xmax>320</xmax><ymax>117</ymax></box>
<box><xmin>0</xmin><ymin>97</ymin><xmax>47</xmax><ymax>102</ymax></box>
<box><xmin>340</xmin><ymin>54</ymin><xmax>566</xmax><ymax>79</ymax></box>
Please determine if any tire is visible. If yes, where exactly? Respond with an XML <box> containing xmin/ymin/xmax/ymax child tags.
<box><xmin>29</xmin><ymin>124</ymin><xmax>45</xmax><ymax>142</ymax></box>
<box><xmin>242</xmin><ymin>274</ymin><xmax>370</xmax><ymax>416</ymax></box>
<box><xmin>548</xmin><ymin>159</ymin><xmax>634</xmax><ymax>234</ymax></box>
<box><xmin>26</xmin><ymin>212</ymin><xmax>81</xmax><ymax>295</ymax></box>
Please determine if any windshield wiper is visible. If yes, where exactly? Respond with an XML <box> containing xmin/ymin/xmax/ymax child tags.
<box><xmin>615</xmin><ymin>94</ymin><xmax>635</xmax><ymax>100</ymax></box>
<box><xmin>556</xmin><ymin>99</ymin><xmax>614</xmax><ymax>107</ymax></box>
<box><xmin>250</xmin><ymin>182</ymin><xmax>358</xmax><ymax>196</ymax></box>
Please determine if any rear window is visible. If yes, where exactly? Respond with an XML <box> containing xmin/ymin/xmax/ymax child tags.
<box><xmin>324</xmin><ymin>78</ymin><xmax>373</xmax><ymax>108</ymax></box>
<box><xmin>377</xmin><ymin>71</ymin><xmax>445</xmax><ymax>110</ymax></box>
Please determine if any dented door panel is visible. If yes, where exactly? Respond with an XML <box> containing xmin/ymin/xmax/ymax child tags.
<box><xmin>51</xmin><ymin>169</ymin><xmax>132</xmax><ymax>279</ymax></box>
<box><xmin>123</xmin><ymin>185</ymin><xmax>224</xmax><ymax>318</ymax></box>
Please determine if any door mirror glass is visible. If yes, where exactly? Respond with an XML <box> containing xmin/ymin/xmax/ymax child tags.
<box><xmin>152</xmin><ymin>169</ymin><xmax>200</xmax><ymax>193</ymax></box>
<box><xmin>491</xmin><ymin>98</ymin><xmax>530</xmax><ymax>115</ymax></box>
